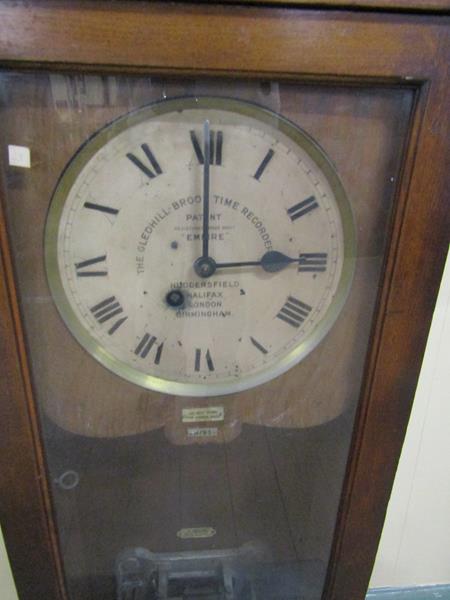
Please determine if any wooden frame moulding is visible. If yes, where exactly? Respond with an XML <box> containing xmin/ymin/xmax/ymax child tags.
<box><xmin>210</xmin><ymin>0</ymin><xmax>450</xmax><ymax>14</ymax></box>
<box><xmin>0</xmin><ymin>2</ymin><xmax>448</xmax><ymax>599</ymax></box>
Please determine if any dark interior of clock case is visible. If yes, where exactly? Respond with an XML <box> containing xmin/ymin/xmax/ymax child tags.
<box><xmin>0</xmin><ymin>72</ymin><xmax>413</xmax><ymax>600</ymax></box>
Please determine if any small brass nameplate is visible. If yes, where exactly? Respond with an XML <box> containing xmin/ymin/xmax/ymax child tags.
<box><xmin>182</xmin><ymin>407</ymin><xmax>224</xmax><ymax>423</ymax></box>
<box><xmin>177</xmin><ymin>527</ymin><xmax>217</xmax><ymax>539</ymax></box>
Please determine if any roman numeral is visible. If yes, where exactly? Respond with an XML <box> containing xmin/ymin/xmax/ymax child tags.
<box><xmin>107</xmin><ymin>316</ymin><xmax>128</xmax><ymax>336</ymax></box>
<box><xmin>126</xmin><ymin>143</ymin><xmax>162</xmax><ymax>179</ymax></box>
<box><xmin>83</xmin><ymin>202</ymin><xmax>119</xmax><ymax>216</ymax></box>
<box><xmin>134</xmin><ymin>333</ymin><xmax>163</xmax><ymax>363</ymax></box>
<box><xmin>277</xmin><ymin>297</ymin><xmax>312</xmax><ymax>328</ymax></box>
<box><xmin>298</xmin><ymin>253</ymin><xmax>328</xmax><ymax>272</ymax></box>
<box><xmin>190</xmin><ymin>130</ymin><xmax>223</xmax><ymax>165</ymax></box>
<box><xmin>90</xmin><ymin>296</ymin><xmax>124</xmax><ymax>325</ymax></box>
<box><xmin>90</xmin><ymin>296</ymin><xmax>127</xmax><ymax>334</ymax></box>
<box><xmin>253</xmin><ymin>149</ymin><xmax>275</xmax><ymax>180</ymax></box>
<box><xmin>194</xmin><ymin>348</ymin><xmax>215</xmax><ymax>372</ymax></box>
<box><xmin>154</xmin><ymin>342</ymin><xmax>164</xmax><ymax>365</ymax></box>
<box><xmin>250</xmin><ymin>337</ymin><xmax>268</xmax><ymax>354</ymax></box>
<box><xmin>75</xmin><ymin>255</ymin><xmax>107</xmax><ymax>277</ymax></box>
<box><xmin>287</xmin><ymin>196</ymin><xmax>319</xmax><ymax>221</ymax></box>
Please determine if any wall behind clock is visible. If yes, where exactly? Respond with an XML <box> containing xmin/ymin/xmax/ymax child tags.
<box><xmin>0</xmin><ymin>527</ymin><xmax>17</xmax><ymax>600</ymax></box>
<box><xmin>369</xmin><ymin>246</ymin><xmax>450</xmax><ymax>590</ymax></box>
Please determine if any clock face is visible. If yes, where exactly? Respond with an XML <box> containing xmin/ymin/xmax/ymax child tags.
<box><xmin>45</xmin><ymin>97</ymin><xmax>355</xmax><ymax>397</ymax></box>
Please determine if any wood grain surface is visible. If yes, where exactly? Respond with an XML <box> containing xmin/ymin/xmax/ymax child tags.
<box><xmin>217</xmin><ymin>0</ymin><xmax>450</xmax><ymax>11</ymax></box>
<box><xmin>0</xmin><ymin>3</ymin><xmax>448</xmax><ymax>600</ymax></box>
<box><xmin>0</xmin><ymin>72</ymin><xmax>412</xmax><ymax>600</ymax></box>
<box><xmin>0</xmin><ymin>2</ymin><xmax>446</xmax><ymax>79</ymax></box>
<box><xmin>1</xmin><ymin>76</ymin><xmax>412</xmax><ymax>438</ymax></box>
<box><xmin>43</xmin><ymin>414</ymin><xmax>350</xmax><ymax>598</ymax></box>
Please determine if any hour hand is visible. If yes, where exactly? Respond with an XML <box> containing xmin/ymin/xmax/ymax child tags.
<box><xmin>214</xmin><ymin>250</ymin><xmax>328</xmax><ymax>273</ymax></box>
<box><xmin>193</xmin><ymin>251</ymin><xmax>293</xmax><ymax>278</ymax></box>
<box><xmin>261</xmin><ymin>250</ymin><xmax>298</xmax><ymax>272</ymax></box>
<box><xmin>215</xmin><ymin>250</ymin><xmax>297</xmax><ymax>273</ymax></box>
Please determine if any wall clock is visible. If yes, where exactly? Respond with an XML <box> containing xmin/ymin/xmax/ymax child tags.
<box><xmin>45</xmin><ymin>96</ymin><xmax>355</xmax><ymax>397</ymax></box>
<box><xmin>0</xmin><ymin>3</ymin><xmax>448</xmax><ymax>600</ymax></box>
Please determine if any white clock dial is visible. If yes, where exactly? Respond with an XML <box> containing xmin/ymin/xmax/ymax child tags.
<box><xmin>45</xmin><ymin>97</ymin><xmax>355</xmax><ymax>396</ymax></box>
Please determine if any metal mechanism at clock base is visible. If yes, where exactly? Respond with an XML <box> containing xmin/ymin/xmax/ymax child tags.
<box><xmin>115</xmin><ymin>545</ymin><xmax>260</xmax><ymax>600</ymax></box>
<box><xmin>115</xmin><ymin>544</ymin><xmax>324</xmax><ymax>599</ymax></box>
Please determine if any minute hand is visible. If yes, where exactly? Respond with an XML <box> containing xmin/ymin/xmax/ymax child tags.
<box><xmin>202</xmin><ymin>120</ymin><xmax>211</xmax><ymax>259</ymax></box>
<box><xmin>215</xmin><ymin>250</ymin><xmax>300</xmax><ymax>273</ymax></box>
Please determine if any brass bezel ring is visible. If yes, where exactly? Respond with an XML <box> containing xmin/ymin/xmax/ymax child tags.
<box><xmin>45</xmin><ymin>96</ymin><xmax>356</xmax><ymax>397</ymax></box>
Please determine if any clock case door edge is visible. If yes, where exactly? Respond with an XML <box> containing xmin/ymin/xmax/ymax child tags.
<box><xmin>0</xmin><ymin>4</ymin><xmax>449</xmax><ymax>600</ymax></box>
<box><xmin>324</xmin><ymin>77</ymin><xmax>449</xmax><ymax>598</ymax></box>
<box><xmin>0</xmin><ymin>211</ymin><xmax>67</xmax><ymax>598</ymax></box>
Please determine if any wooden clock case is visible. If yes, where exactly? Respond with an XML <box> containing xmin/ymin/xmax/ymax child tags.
<box><xmin>0</xmin><ymin>1</ymin><xmax>448</xmax><ymax>599</ymax></box>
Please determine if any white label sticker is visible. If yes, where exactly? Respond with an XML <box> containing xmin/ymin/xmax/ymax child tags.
<box><xmin>187</xmin><ymin>427</ymin><xmax>219</xmax><ymax>438</ymax></box>
<box><xmin>182</xmin><ymin>406</ymin><xmax>225</xmax><ymax>423</ymax></box>
<box><xmin>177</xmin><ymin>527</ymin><xmax>216</xmax><ymax>539</ymax></box>
<box><xmin>8</xmin><ymin>145</ymin><xmax>31</xmax><ymax>168</ymax></box>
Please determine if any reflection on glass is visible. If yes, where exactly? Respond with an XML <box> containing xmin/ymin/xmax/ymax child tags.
<box><xmin>0</xmin><ymin>72</ymin><xmax>412</xmax><ymax>599</ymax></box>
